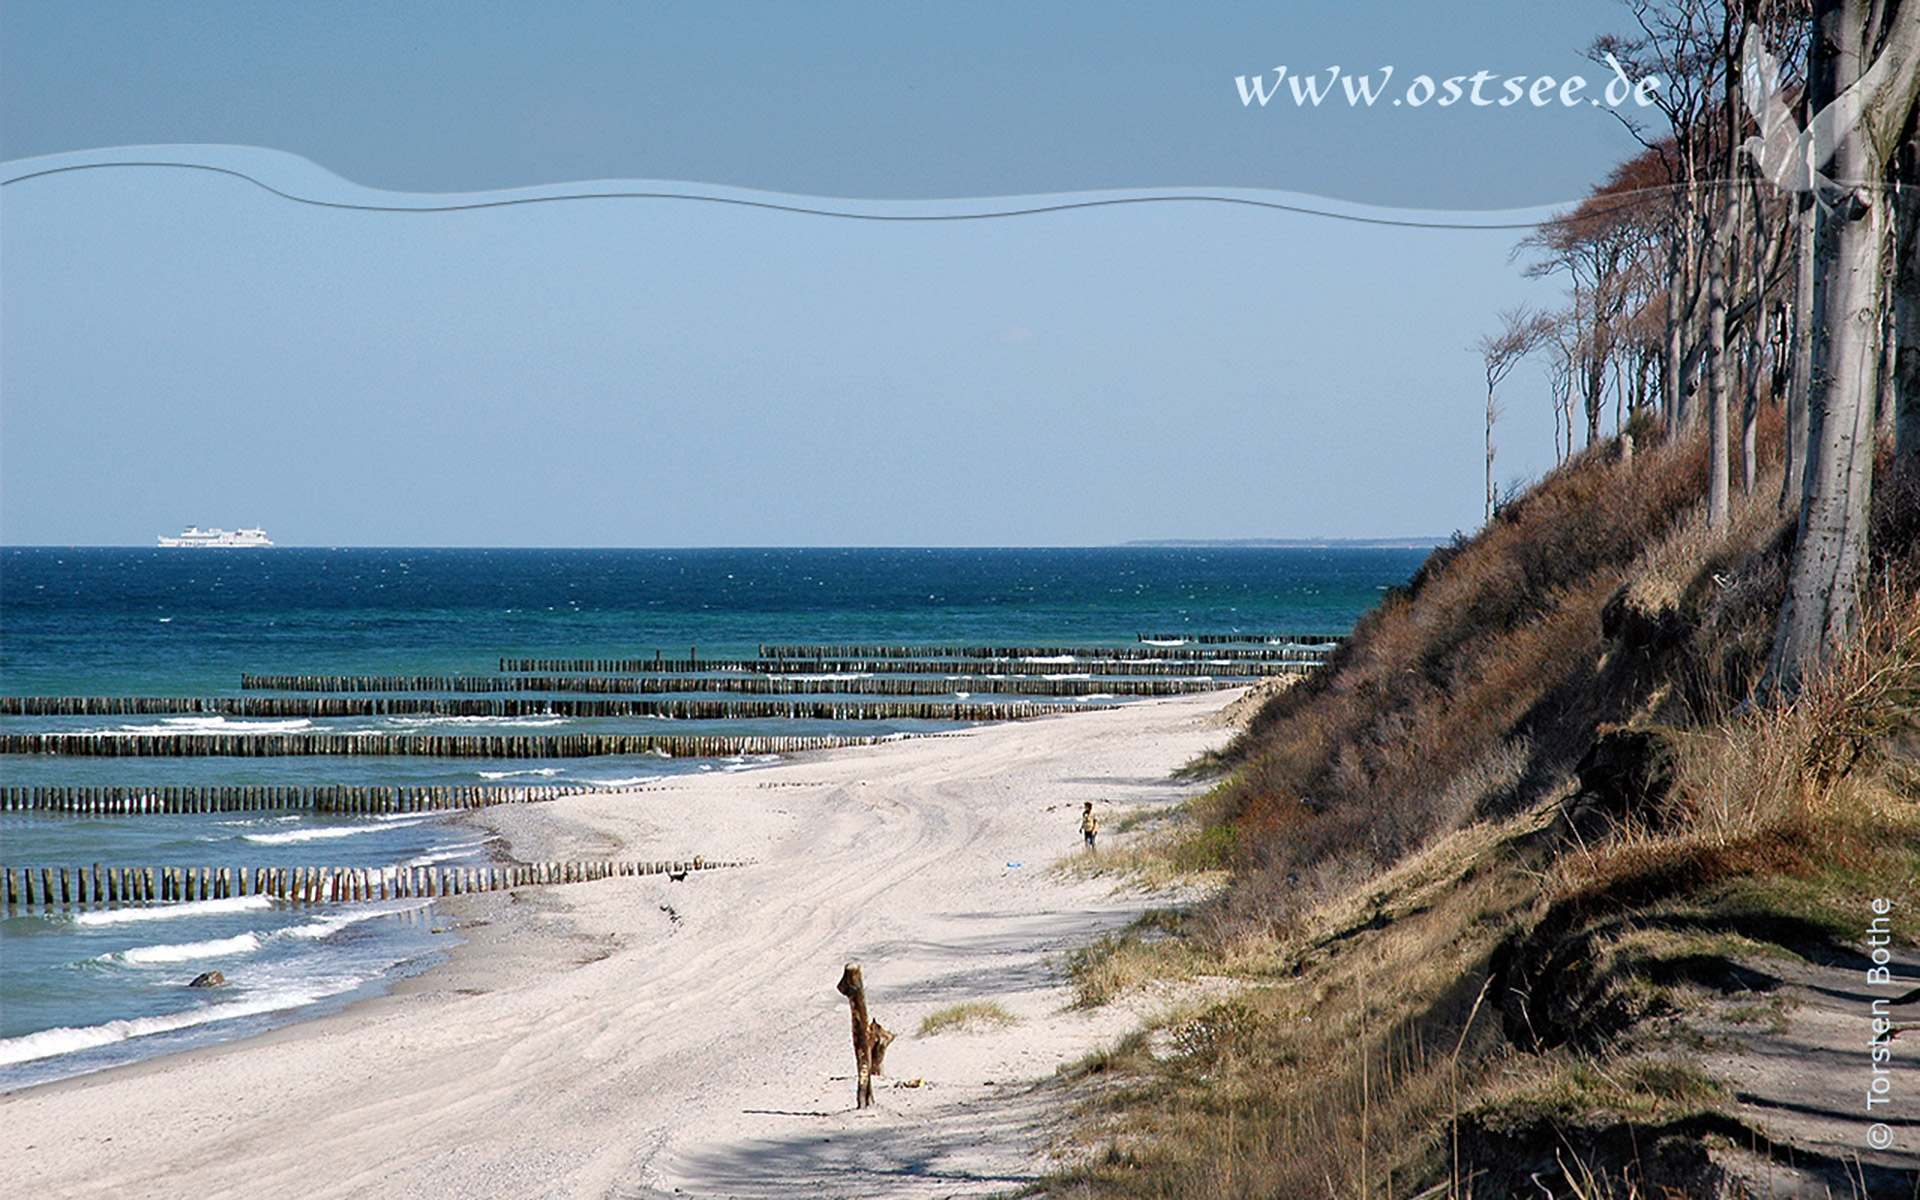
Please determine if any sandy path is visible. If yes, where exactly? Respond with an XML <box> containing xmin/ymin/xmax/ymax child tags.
<box><xmin>1701</xmin><ymin>950</ymin><xmax>1920</xmax><ymax>1194</ymax></box>
<box><xmin>1</xmin><ymin>692</ymin><xmax>1231</xmax><ymax>1199</ymax></box>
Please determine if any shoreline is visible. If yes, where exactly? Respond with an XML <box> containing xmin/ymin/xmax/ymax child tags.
<box><xmin>0</xmin><ymin>690</ymin><xmax>1237</xmax><ymax>1198</ymax></box>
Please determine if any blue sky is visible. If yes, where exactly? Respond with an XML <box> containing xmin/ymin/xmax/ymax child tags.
<box><xmin>0</xmin><ymin>2</ymin><xmax>1650</xmax><ymax>546</ymax></box>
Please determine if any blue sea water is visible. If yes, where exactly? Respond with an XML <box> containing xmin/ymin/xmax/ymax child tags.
<box><xmin>0</xmin><ymin>546</ymin><xmax>1426</xmax><ymax>1088</ymax></box>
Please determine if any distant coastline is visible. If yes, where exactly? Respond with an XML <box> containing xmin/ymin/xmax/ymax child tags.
<box><xmin>1122</xmin><ymin>537</ymin><xmax>1447</xmax><ymax>549</ymax></box>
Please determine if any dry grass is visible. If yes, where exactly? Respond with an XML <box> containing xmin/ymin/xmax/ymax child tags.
<box><xmin>1064</xmin><ymin>911</ymin><xmax>1214</xmax><ymax>1009</ymax></box>
<box><xmin>1553</xmin><ymin>576</ymin><xmax>1920</xmax><ymax>918</ymax></box>
<box><xmin>1056</xmin><ymin>795</ymin><xmax>1238</xmax><ymax>894</ymax></box>
<box><xmin>917</xmin><ymin>1001</ymin><xmax>1017</xmax><ymax>1036</ymax></box>
<box><xmin>1045</xmin><ymin>791</ymin><xmax>1555</xmax><ymax>1194</ymax></box>
<box><xmin>1041</xmin><ymin>432</ymin><xmax>1919</xmax><ymax>1198</ymax></box>
<box><xmin>1209</xmin><ymin>429</ymin><xmax>1737</xmax><ymax>936</ymax></box>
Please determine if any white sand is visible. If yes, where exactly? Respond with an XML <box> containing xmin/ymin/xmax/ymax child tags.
<box><xmin>1</xmin><ymin>692</ymin><xmax>1233</xmax><ymax>1199</ymax></box>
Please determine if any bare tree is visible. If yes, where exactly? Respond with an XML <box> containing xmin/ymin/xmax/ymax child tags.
<box><xmin>1477</xmin><ymin>309</ymin><xmax>1550</xmax><ymax>521</ymax></box>
<box><xmin>1523</xmin><ymin>156</ymin><xmax>1668</xmax><ymax>450</ymax></box>
<box><xmin>1705</xmin><ymin>2</ymin><xmax>1755</xmax><ymax>528</ymax></box>
<box><xmin>1767</xmin><ymin>0</ymin><xmax>1920</xmax><ymax>691</ymax></box>
<box><xmin>1599</xmin><ymin>0</ymin><xmax>1732</xmax><ymax>427</ymax></box>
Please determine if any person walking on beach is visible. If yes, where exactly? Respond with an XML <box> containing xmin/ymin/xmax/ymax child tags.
<box><xmin>1080</xmin><ymin>801</ymin><xmax>1098</xmax><ymax>851</ymax></box>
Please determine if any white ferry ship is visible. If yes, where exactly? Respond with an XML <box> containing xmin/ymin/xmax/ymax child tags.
<box><xmin>157</xmin><ymin>526</ymin><xmax>275</xmax><ymax>548</ymax></box>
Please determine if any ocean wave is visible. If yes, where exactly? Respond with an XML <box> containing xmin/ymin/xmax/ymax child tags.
<box><xmin>72</xmin><ymin>895</ymin><xmax>274</xmax><ymax>925</ymax></box>
<box><xmin>1021</xmin><ymin>655</ymin><xmax>1077</xmax><ymax>663</ymax></box>
<box><xmin>401</xmin><ymin>843</ymin><xmax>485</xmax><ymax>867</ymax></box>
<box><xmin>476</xmin><ymin>767</ymin><xmax>566</xmax><ymax>780</ymax></box>
<box><xmin>214</xmin><ymin>814</ymin><xmax>302</xmax><ymax>828</ymax></box>
<box><xmin>386</xmin><ymin>715</ymin><xmax>568</xmax><ymax>729</ymax></box>
<box><xmin>243</xmin><ymin>818</ymin><xmax>425</xmax><ymax>845</ymax></box>
<box><xmin>152</xmin><ymin>716</ymin><xmax>314</xmax><ymax>734</ymax></box>
<box><xmin>107</xmin><ymin>933</ymin><xmax>263</xmax><ymax>965</ymax></box>
<box><xmin>0</xmin><ymin>983</ymin><xmax>350</xmax><ymax>1066</ymax></box>
<box><xmin>279</xmin><ymin>900</ymin><xmax>429</xmax><ymax>941</ymax></box>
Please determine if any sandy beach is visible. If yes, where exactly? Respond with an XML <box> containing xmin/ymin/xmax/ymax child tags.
<box><xmin>1</xmin><ymin>691</ymin><xmax>1232</xmax><ymax>1199</ymax></box>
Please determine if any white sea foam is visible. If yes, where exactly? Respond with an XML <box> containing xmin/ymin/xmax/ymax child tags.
<box><xmin>72</xmin><ymin>895</ymin><xmax>274</xmax><ymax>926</ymax></box>
<box><xmin>109</xmin><ymin>933</ymin><xmax>263</xmax><ymax>965</ymax></box>
<box><xmin>387</xmin><ymin>715</ymin><xmax>568</xmax><ymax>729</ymax></box>
<box><xmin>402</xmin><ymin>843</ymin><xmax>484</xmax><ymax>867</ymax></box>
<box><xmin>1042</xmin><ymin>673</ymin><xmax>1093</xmax><ymax>680</ymax></box>
<box><xmin>0</xmin><ymin>983</ymin><xmax>352</xmax><ymax>1066</ymax></box>
<box><xmin>214</xmin><ymin>814</ymin><xmax>302</xmax><ymax>828</ymax></box>
<box><xmin>149</xmin><ymin>716</ymin><xmax>314</xmax><ymax>734</ymax></box>
<box><xmin>279</xmin><ymin>904</ymin><xmax>418</xmax><ymax>941</ymax></box>
<box><xmin>243</xmin><ymin>819</ymin><xmax>424</xmax><ymax>845</ymax></box>
<box><xmin>476</xmin><ymin>767</ymin><xmax>565</xmax><ymax>780</ymax></box>
<box><xmin>1022</xmin><ymin>655</ymin><xmax>1077</xmax><ymax>663</ymax></box>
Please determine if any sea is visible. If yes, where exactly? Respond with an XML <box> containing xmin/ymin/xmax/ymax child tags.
<box><xmin>0</xmin><ymin>545</ymin><xmax>1427</xmax><ymax>1089</ymax></box>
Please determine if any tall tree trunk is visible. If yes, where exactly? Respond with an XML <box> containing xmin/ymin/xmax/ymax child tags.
<box><xmin>1768</xmin><ymin>0</ymin><xmax>1919</xmax><ymax>691</ymax></box>
<box><xmin>1708</xmin><ymin>4</ymin><xmax>1741</xmax><ymax>529</ymax></box>
<box><xmin>1896</xmin><ymin>133</ymin><xmax>1920</xmax><ymax>469</ymax></box>
<box><xmin>1708</xmin><ymin>197</ymin><xmax>1733</xmax><ymax>527</ymax></box>
<box><xmin>1485</xmin><ymin>386</ymin><xmax>1498</xmax><ymax>522</ymax></box>
<box><xmin>1669</xmin><ymin>199</ymin><xmax>1701</xmax><ymax>429</ymax></box>
<box><xmin>1585</xmin><ymin>343</ymin><xmax>1606</xmax><ymax>448</ymax></box>
<box><xmin>1744</xmin><ymin>174</ymin><xmax>1766</xmax><ymax>495</ymax></box>
<box><xmin>1783</xmin><ymin>194</ymin><xmax>1818</xmax><ymax>511</ymax></box>
<box><xmin>1881</xmin><ymin>227</ymin><xmax>1901</xmax><ymax>438</ymax></box>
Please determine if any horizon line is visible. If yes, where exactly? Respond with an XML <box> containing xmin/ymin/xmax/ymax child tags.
<box><xmin>4</xmin><ymin>540</ymin><xmax>1449</xmax><ymax>551</ymax></box>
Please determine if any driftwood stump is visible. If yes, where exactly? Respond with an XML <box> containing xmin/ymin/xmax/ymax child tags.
<box><xmin>836</xmin><ymin>963</ymin><xmax>896</xmax><ymax>1108</ymax></box>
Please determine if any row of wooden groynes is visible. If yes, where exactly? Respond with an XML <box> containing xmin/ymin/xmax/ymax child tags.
<box><xmin>1137</xmin><ymin>632</ymin><xmax>1344</xmax><ymax>645</ymax></box>
<box><xmin>236</xmin><ymin>668</ymin><xmax>1290</xmax><ymax>698</ymax></box>
<box><xmin>3</xmin><ymin>856</ymin><xmax>738</xmax><ymax>911</ymax></box>
<box><xmin>0</xmin><ymin>784</ymin><xmax>593</xmax><ymax>815</ymax></box>
<box><xmin>0</xmin><ymin>732</ymin><xmax>899</xmax><ymax>758</ymax></box>
<box><xmin>503</xmin><ymin>641</ymin><xmax>1343</xmax><ymax>670</ymax></box>
<box><xmin>235</xmin><ymin>674</ymin><xmax>1235</xmax><ymax>696</ymax></box>
<box><xmin>0</xmin><ymin>696</ymin><xmax>1112</xmax><ymax>722</ymax></box>
<box><xmin>769</xmin><ymin>639</ymin><xmax>1342</xmax><ymax>657</ymax></box>
<box><xmin>469</xmin><ymin>658</ymin><xmax>1305</xmax><ymax>677</ymax></box>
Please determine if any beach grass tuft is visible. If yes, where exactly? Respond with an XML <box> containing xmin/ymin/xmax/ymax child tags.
<box><xmin>917</xmin><ymin>1001</ymin><xmax>1019</xmax><ymax>1036</ymax></box>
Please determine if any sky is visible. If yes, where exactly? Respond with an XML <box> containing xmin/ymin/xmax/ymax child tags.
<box><xmin>0</xmin><ymin>1</ymin><xmax>1657</xmax><ymax>546</ymax></box>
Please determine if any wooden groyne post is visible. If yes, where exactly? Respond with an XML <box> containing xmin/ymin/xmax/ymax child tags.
<box><xmin>835</xmin><ymin>962</ymin><xmax>895</xmax><ymax>1109</ymax></box>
